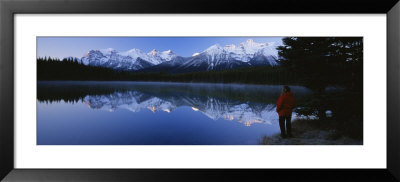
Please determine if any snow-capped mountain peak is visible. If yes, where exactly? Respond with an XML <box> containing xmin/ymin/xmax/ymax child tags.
<box><xmin>159</xmin><ymin>50</ymin><xmax>177</xmax><ymax>61</ymax></box>
<box><xmin>164</xmin><ymin>50</ymin><xmax>173</xmax><ymax>54</ymax></box>
<box><xmin>204</xmin><ymin>44</ymin><xmax>222</xmax><ymax>53</ymax></box>
<box><xmin>119</xmin><ymin>48</ymin><xmax>144</xmax><ymax>57</ymax></box>
<box><xmin>239</xmin><ymin>39</ymin><xmax>271</xmax><ymax>55</ymax></box>
<box><xmin>99</xmin><ymin>48</ymin><xmax>116</xmax><ymax>55</ymax></box>
<box><xmin>224</xmin><ymin>44</ymin><xmax>237</xmax><ymax>51</ymax></box>
<box><xmin>145</xmin><ymin>49</ymin><xmax>177</xmax><ymax>62</ymax></box>
<box><xmin>148</xmin><ymin>49</ymin><xmax>158</xmax><ymax>56</ymax></box>
<box><xmin>241</xmin><ymin>39</ymin><xmax>263</xmax><ymax>47</ymax></box>
<box><xmin>192</xmin><ymin>52</ymin><xmax>200</xmax><ymax>57</ymax></box>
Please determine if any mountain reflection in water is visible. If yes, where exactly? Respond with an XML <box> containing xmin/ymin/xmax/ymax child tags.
<box><xmin>37</xmin><ymin>81</ymin><xmax>312</xmax><ymax>145</ymax></box>
<box><xmin>83</xmin><ymin>90</ymin><xmax>280</xmax><ymax>126</ymax></box>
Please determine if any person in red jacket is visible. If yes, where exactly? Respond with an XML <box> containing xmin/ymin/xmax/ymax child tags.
<box><xmin>276</xmin><ymin>85</ymin><xmax>296</xmax><ymax>138</ymax></box>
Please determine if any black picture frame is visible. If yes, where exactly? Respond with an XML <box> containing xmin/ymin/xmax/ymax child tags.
<box><xmin>1</xmin><ymin>0</ymin><xmax>399</xmax><ymax>181</ymax></box>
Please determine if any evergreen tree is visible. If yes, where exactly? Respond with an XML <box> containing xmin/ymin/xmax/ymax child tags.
<box><xmin>277</xmin><ymin>37</ymin><xmax>363</xmax><ymax>92</ymax></box>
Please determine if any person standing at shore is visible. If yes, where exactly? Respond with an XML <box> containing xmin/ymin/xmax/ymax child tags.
<box><xmin>276</xmin><ymin>85</ymin><xmax>296</xmax><ymax>138</ymax></box>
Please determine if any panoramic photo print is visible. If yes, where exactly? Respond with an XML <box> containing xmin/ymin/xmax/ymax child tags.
<box><xmin>37</xmin><ymin>37</ymin><xmax>363</xmax><ymax>145</ymax></box>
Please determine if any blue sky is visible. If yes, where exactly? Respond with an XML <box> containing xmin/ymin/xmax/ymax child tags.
<box><xmin>37</xmin><ymin>37</ymin><xmax>283</xmax><ymax>59</ymax></box>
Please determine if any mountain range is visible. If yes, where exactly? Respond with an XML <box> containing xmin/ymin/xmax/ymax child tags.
<box><xmin>77</xmin><ymin>39</ymin><xmax>279</xmax><ymax>73</ymax></box>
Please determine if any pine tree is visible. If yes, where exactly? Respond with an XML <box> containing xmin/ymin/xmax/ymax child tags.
<box><xmin>277</xmin><ymin>37</ymin><xmax>363</xmax><ymax>91</ymax></box>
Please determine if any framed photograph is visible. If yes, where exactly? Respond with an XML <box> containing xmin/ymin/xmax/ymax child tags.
<box><xmin>1</xmin><ymin>0</ymin><xmax>399</xmax><ymax>181</ymax></box>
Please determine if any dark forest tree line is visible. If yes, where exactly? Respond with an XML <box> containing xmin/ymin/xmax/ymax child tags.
<box><xmin>37</xmin><ymin>57</ymin><xmax>299</xmax><ymax>85</ymax></box>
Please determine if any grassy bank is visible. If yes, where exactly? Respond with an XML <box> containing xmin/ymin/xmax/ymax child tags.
<box><xmin>260</xmin><ymin>118</ymin><xmax>363</xmax><ymax>145</ymax></box>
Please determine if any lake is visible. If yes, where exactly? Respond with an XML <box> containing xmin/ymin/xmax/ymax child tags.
<box><xmin>37</xmin><ymin>81</ymin><xmax>313</xmax><ymax>145</ymax></box>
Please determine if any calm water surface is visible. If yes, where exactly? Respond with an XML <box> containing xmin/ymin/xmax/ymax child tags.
<box><xmin>37</xmin><ymin>81</ymin><xmax>312</xmax><ymax>145</ymax></box>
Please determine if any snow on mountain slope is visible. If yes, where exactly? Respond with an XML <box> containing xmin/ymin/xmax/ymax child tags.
<box><xmin>147</xmin><ymin>49</ymin><xmax>177</xmax><ymax>63</ymax></box>
<box><xmin>78</xmin><ymin>39</ymin><xmax>279</xmax><ymax>72</ymax></box>
<box><xmin>170</xmin><ymin>39</ymin><xmax>279</xmax><ymax>72</ymax></box>
<box><xmin>81</xmin><ymin>48</ymin><xmax>177</xmax><ymax>71</ymax></box>
<box><xmin>200</xmin><ymin>39</ymin><xmax>278</xmax><ymax>64</ymax></box>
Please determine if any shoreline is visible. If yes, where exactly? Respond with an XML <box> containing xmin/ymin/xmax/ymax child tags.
<box><xmin>37</xmin><ymin>80</ymin><xmax>307</xmax><ymax>88</ymax></box>
<box><xmin>260</xmin><ymin>119</ymin><xmax>363</xmax><ymax>145</ymax></box>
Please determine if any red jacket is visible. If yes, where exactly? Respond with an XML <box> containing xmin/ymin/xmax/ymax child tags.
<box><xmin>276</xmin><ymin>92</ymin><xmax>296</xmax><ymax>117</ymax></box>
